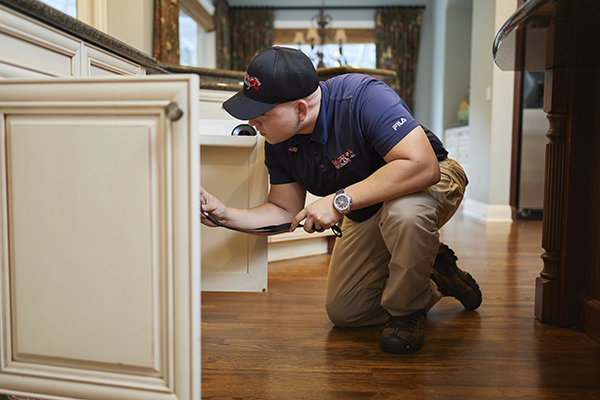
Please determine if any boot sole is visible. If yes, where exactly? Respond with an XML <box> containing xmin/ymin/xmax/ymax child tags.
<box><xmin>434</xmin><ymin>245</ymin><xmax>483</xmax><ymax>310</ymax></box>
<box><xmin>453</xmin><ymin>268</ymin><xmax>482</xmax><ymax>311</ymax></box>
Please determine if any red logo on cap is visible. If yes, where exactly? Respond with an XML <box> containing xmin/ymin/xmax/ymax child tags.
<box><xmin>244</xmin><ymin>73</ymin><xmax>261</xmax><ymax>91</ymax></box>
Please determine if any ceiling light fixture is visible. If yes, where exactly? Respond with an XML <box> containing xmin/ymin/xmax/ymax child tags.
<box><xmin>293</xmin><ymin>1</ymin><xmax>347</xmax><ymax>68</ymax></box>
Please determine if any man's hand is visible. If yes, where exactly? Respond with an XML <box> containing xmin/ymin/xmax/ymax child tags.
<box><xmin>200</xmin><ymin>186</ymin><xmax>229</xmax><ymax>227</ymax></box>
<box><xmin>290</xmin><ymin>194</ymin><xmax>343</xmax><ymax>234</ymax></box>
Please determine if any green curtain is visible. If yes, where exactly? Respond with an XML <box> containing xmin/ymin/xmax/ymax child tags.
<box><xmin>375</xmin><ymin>7</ymin><xmax>424</xmax><ymax>111</ymax></box>
<box><xmin>214</xmin><ymin>1</ymin><xmax>274</xmax><ymax>71</ymax></box>
<box><xmin>153</xmin><ymin>0</ymin><xmax>180</xmax><ymax>64</ymax></box>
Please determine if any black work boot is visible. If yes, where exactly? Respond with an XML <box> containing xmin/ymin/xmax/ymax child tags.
<box><xmin>381</xmin><ymin>309</ymin><xmax>427</xmax><ymax>354</ymax></box>
<box><xmin>431</xmin><ymin>244</ymin><xmax>482</xmax><ymax>311</ymax></box>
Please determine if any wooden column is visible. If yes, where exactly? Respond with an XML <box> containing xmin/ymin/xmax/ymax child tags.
<box><xmin>535</xmin><ymin>0</ymin><xmax>569</xmax><ymax>323</ymax></box>
<box><xmin>534</xmin><ymin>0</ymin><xmax>600</xmax><ymax>336</ymax></box>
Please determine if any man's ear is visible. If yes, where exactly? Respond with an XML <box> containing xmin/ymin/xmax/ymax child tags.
<box><xmin>296</xmin><ymin>99</ymin><xmax>309</xmax><ymax>123</ymax></box>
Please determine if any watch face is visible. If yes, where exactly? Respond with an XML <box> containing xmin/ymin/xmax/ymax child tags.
<box><xmin>335</xmin><ymin>194</ymin><xmax>350</xmax><ymax>209</ymax></box>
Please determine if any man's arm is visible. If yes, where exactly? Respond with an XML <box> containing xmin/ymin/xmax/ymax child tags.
<box><xmin>291</xmin><ymin>125</ymin><xmax>440</xmax><ymax>232</ymax></box>
<box><xmin>345</xmin><ymin>125</ymin><xmax>441</xmax><ymax>209</ymax></box>
<box><xmin>201</xmin><ymin>182</ymin><xmax>307</xmax><ymax>233</ymax></box>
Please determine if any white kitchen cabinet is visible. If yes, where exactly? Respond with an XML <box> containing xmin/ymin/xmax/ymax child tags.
<box><xmin>197</xmin><ymin>90</ymin><xmax>269</xmax><ymax>292</ymax></box>
<box><xmin>0</xmin><ymin>4</ymin><xmax>144</xmax><ymax>78</ymax></box>
<box><xmin>0</xmin><ymin>76</ymin><xmax>200</xmax><ymax>400</ymax></box>
<box><xmin>444</xmin><ymin>125</ymin><xmax>469</xmax><ymax>173</ymax></box>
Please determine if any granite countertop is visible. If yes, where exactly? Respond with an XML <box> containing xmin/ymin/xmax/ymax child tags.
<box><xmin>159</xmin><ymin>64</ymin><xmax>399</xmax><ymax>91</ymax></box>
<box><xmin>493</xmin><ymin>0</ymin><xmax>552</xmax><ymax>71</ymax></box>
<box><xmin>159</xmin><ymin>64</ymin><xmax>244</xmax><ymax>91</ymax></box>
<box><xmin>0</xmin><ymin>0</ymin><xmax>165</xmax><ymax>74</ymax></box>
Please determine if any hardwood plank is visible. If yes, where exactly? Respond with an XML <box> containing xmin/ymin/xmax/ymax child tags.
<box><xmin>202</xmin><ymin>214</ymin><xmax>600</xmax><ymax>399</ymax></box>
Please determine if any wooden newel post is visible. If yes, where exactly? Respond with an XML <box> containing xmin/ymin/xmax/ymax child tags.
<box><xmin>535</xmin><ymin>0</ymin><xmax>569</xmax><ymax>323</ymax></box>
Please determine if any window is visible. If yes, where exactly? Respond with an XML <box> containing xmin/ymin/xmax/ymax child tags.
<box><xmin>293</xmin><ymin>43</ymin><xmax>376</xmax><ymax>69</ymax></box>
<box><xmin>179</xmin><ymin>10</ymin><xmax>199</xmax><ymax>67</ymax></box>
<box><xmin>38</xmin><ymin>0</ymin><xmax>77</xmax><ymax>18</ymax></box>
<box><xmin>275</xmin><ymin>29</ymin><xmax>376</xmax><ymax>69</ymax></box>
<box><xmin>178</xmin><ymin>0</ymin><xmax>215</xmax><ymax>68</ymax></box>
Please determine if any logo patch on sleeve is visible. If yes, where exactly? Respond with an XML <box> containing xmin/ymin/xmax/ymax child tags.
<box><xmin>392</xmin><ymin>118</ymin><xmax>407</xmax><ymax>130</ymax></box>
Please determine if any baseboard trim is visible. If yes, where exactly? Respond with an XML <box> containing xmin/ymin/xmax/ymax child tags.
<box><xmin>582</xmin><ymin>297</ymin><xmax>600</xmax><ymax>345</ymax></box>
<box><xmin>268</xmin><ymin>236</ymin><xmax>329</xmax><ymax>262</ymax></box>
<box><xmin>463</xmin><ymin>198</ymin><xmax>513</xmax><ymax>223</ymax></box>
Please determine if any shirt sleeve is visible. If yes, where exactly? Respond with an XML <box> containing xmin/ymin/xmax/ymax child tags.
<box><xmin>354</xmin><ymin>79</ymin><xmax>421</xmax><ymax>158</ymax></box>
<box><xmin>264</xmin><ymin>142</ymin><xmax>295</xmax><ymax>185</ymax></box>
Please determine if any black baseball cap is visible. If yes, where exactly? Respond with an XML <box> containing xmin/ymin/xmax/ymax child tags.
<box><xmin>223</xmin><ymin>46</ymin><xmax>320</xmax><ymax>120</ymax></box>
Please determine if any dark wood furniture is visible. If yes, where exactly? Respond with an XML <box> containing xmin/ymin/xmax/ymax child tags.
<box><xmin>494</xmin><ymin>0</ymin><xmax>600</xmax><ymax>344</ymax></box>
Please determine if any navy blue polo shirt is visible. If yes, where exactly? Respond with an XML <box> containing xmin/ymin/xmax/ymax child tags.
<box><xmin>264</xmin><ymin>74</ymin><xmax>448</xmax><ymax>222</ymax></box>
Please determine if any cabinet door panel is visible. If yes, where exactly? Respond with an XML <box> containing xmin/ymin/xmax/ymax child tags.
<box><xmin>200</xmin><ymin>143</ymin><xmax>268</xmax><ymax>292</ymax></box>
<box><xmin>0</xmin><ymin>76</ymin><xmax>200</xmax><ymax>400</ymax></box>
<box><xmin>8</xmin><ymin>116</ymin><xmax>157</xmax><ymax>373</ymax></box>
<box><xmin>197</xmin><ymin>90</ymin><xmax>269</xmax><ymax>292</ymax></box>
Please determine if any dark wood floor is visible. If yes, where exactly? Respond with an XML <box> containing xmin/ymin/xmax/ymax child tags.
<box><xmin>201</xmin><ymin>214</ymin><xmax>600</xmax><ymax>399</ymax></box>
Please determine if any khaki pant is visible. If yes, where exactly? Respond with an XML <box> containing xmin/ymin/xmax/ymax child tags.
<box><xmin>325</xmin><ymin>158</ymin><xmax>468</xmax><ymax>327</ymax></box>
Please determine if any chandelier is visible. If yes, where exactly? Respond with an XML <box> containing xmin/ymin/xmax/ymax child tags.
<box><xmin>292</xmin><ymin>2</ymin><xmax>347</xmax><ymax>68</ymax></box>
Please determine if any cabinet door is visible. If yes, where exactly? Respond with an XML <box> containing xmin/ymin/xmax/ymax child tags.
<box><xmin>0</xmin><ymin>76</ymin><xmax>200</xmax><ymax>400</ymax></box>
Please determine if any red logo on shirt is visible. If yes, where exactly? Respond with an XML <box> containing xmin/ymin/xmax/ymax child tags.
<box><xmin>332</xmin><ymin>149</ymin><xmax>355</xmax><ymax>169</ymax></box>
<box><xmin>244</xmin><ymin>73</ymin><xmax>261</xmax><ymax>91</ymax></box>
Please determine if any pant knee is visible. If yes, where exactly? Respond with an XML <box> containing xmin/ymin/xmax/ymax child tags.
<box><xmin>325</xmin><ymin>302</ymin><xmax>355</xmax><ymax>327</ymax></box>
<box><xmin>325</xmin><ymin>295</ymin><xmax>387</xmax><ymax>328</ymax></box>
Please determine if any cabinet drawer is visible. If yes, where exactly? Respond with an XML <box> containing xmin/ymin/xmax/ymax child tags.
<box><xmin>0</xmin><ymin>6</ymin><xmax>80</xmax><ymax>78</ymax></box>
<box><xmin>86</xmin><ymin>44</ymin><xmax>143</xmax><ymax>76</ymax></box>
<box><xmin>0</xmin><ymin>5</ymin><xmax>144</xmax><ymax>78</ymax></box>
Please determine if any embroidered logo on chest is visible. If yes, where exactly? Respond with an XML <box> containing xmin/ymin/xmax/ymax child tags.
<box><xmin>332</xmin><ymin>149</ymin><xmax>356</xmax><ymax>169</ymax></box>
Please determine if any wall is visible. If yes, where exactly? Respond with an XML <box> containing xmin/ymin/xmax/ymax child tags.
<box><xmin>197</xmin><ymin>29</ymin><xmax>217</xmax><ymax>68</ymax></box>
<box><xmin>106</xmin><ymin>0</ymin><xmax>154</xmax><ymax>56</ymax></box>
<box><xmin>463</xmin><ymin>0</ymin><xmax>516</xmax><ymax>222</ymax></box>
<box><xmin>198</xmin><ymin>0</ymin><xmax>217</xmax><ymax>68</ymax></box>
<box><xmin>442</xmin><ymin>1</ymin><xmax>472</xmax><ymax>129</ymax></box>
<box><xmin>489</xmin><ymin>0</ymin><xmax>517</xmax><ymax>206</ymax></box>
<box><xmin>430</xmin><ymin>0</ymin><xmax>447</xmax><ymax>137</ymax></box>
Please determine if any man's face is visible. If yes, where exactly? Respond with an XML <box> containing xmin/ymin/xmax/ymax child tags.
<box><xmin>248</xmin><ymin>101</ymin><xmax>299</xmax><ymax>145</ymax></box>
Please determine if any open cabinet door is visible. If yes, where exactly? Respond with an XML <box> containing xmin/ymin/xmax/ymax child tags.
<box><xmin>0</xmin><ymin>76</ymin><xmax>200</xmax><ymax>400</ymax></box>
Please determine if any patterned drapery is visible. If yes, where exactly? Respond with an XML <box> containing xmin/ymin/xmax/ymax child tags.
<box><xmin>375</xmin><ymin>7</ymin><xmax>424</xmax><ymax>111</ymax></box>
<box><xmin>228</xmin><ymin>8</ymin><xmax>274</xmax><ymax>71</ymax></box>
<box><xmin>153</xmin><ymin>0</ymin><xmax>180</xmax><ymax>64</ymax></box>
<box><xmin>214</xmin><ymin>0</ymin><xmax>231</xmax><ymax>70</ymax></box>
<box><xmin>215</xmin><ymin>1</ymin><xmax>274</xmax><ymax>71</ymax></box>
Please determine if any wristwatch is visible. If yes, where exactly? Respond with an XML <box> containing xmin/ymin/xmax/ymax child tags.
<box><xmin>333</xmin><ymin>189</ymin><xmax>352</xmax><ymax>215</ymax></box>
